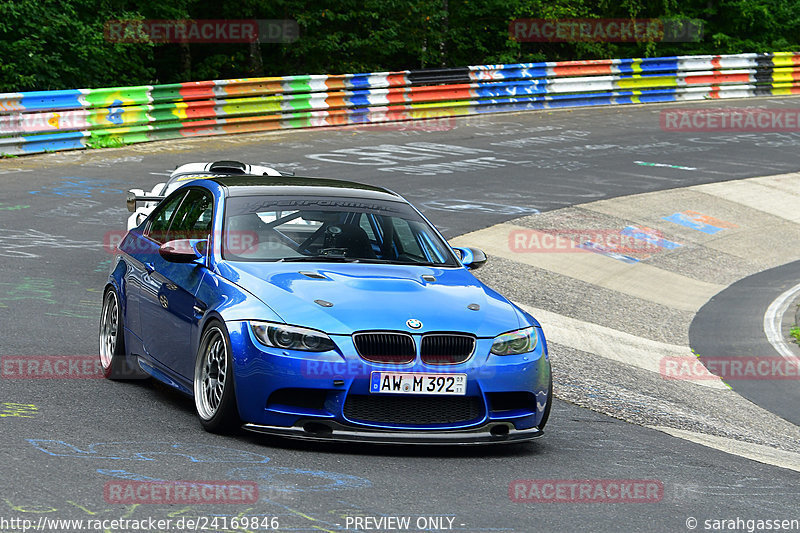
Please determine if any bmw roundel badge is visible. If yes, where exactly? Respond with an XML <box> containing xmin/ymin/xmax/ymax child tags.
<box><xmin>406</xmin><ymin>318</ymin><xmax>422</xmax><ymax>330</ymax></box>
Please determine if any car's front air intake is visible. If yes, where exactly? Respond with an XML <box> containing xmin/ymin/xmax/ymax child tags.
<box><xmin>353</xmin><ymin>332</ymin><xmax>416</xmax><ymax>364</ymax></box>
<box><xmin>421</xmin><ymin>334</ymin><xmax>475</xmax><ymax>364</ymax></box>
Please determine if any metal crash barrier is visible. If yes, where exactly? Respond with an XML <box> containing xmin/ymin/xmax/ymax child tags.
<box><xmin>1</xmin><ymin>52</ymin><xmax>799</xmax><ymax>156</ymax></box>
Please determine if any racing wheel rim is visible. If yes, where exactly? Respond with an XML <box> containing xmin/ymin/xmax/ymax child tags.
<box><xmin>99</xmin><ymin>291</ymin><xmax>119</xmax><ymax>369</ymax></box>
<box><xmin>195</xmin><ymin>326</ymin><xmax>228</xmax><ymax>420</ymax></box>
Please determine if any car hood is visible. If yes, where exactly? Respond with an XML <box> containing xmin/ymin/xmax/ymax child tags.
<box><xmin>217</xmin><ymin>261</ymin><xmax>522</xmax><ymax>336</ymax></box>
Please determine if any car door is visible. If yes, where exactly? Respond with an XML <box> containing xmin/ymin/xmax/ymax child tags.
<box><xmin>121</xmin><ymin>189</ymin><xmax>188</xmax><ymax>355</ymax></box>
<box><xmin>138</xmin><ymin>188</ymin><xmax>213</xmax><ymax>379</ymax></box>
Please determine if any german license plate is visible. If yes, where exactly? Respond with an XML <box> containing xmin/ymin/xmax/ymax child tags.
<box><xmin>369</xmin><ymin>372</ymin><xmax>466</xmax><ymax>395</ymax></box>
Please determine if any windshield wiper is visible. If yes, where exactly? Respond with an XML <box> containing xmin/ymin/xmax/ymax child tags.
<box><xmin>278</xmin><ymin>255</ymin><xmax>359</xmax><ymax>263</ymax></box>
<box><xmin>355</xmin><ymin>258</ymin><xmax>440</xmax><ymax>266</ymax></box>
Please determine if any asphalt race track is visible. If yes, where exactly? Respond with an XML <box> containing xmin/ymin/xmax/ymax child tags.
<box><xmin>691</xmin><ymin>260</ymin><xmax>800</xmax><ymax>426</ymax></box>
<box><xmin>2</xmin><ymin>98</ymin><xmax>800</xmax><ymax>532</ymax></box>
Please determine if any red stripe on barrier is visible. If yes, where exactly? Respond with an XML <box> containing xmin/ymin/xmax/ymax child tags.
<box><xmin>182</xmin><ymin>100</ymin><xmax>217</xmax><ymax>119</ymax></box>
<box><xmin>408</xmin><ymin>84</ymin><xmax>472</xmax><ymax>101</ymax></box>
<box><xmin>684</xmin><ymin>73</ymin><xmax>752</xmax><ymax>85</ymax></box>
<box><xmin>386</xmin><ymin>73</ymin><xmax>409</xmax><ymax>88</ymax></box>
<box><xmin>178</xmin><ymin>81</ymin><xmax>216</xmax><ymax>101</ymax></box>
<box><xmin>552</xmin><ymin>59</ymin><xmax>615</xmax><ymax>77</ymax></box>
<box><xmin>552</xmin><ymin>64</ymin><xmax>614</xmax><ymax>76</ymax></box>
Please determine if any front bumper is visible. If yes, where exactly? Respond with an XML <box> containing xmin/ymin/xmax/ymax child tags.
<box><xmin>242</xmin><ymin>419</ymin><xmax>543</xmax><ymax>445</ymax></box>
<box><xmin>228</xmin><ymin>321</ymin><xmax>551</xmax><ymax>440</ymax></box>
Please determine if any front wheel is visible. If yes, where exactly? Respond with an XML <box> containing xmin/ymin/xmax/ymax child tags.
<box><xmin>99</xmin><ymin>288</ymin><xmax>144</xmax><ymax>380</ymax></box>
<box><xmin>194</xmin><ymin>321</ymin><xmax>241</xmax><ymax>433</ymax></box>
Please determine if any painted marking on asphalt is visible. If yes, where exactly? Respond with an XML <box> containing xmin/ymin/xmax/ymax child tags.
<box><xmin>663</xmin><ymin>210</ymin><xmax>737</xmax><ymax>234</ymax></box>
<box><xmin>763</xmin><ymin>281</ymin><xmax>800</xmax><ymax>363</ymax></box>
<box><xmin>650</xmin><ymin>426</ymin><xmax>800</xmax><ymax>473</ymax></box>
<box><xmin>620</xmin><ymin>226</ymin><xmax>682</xmax><ymax>249</ymax></box>
<box><xmin>578</xmin><ymin>241</ymin><xmax>640</xmax><ymax>264</ymax></box>
<box><xmin>27</xmin><ymin>440</ymin><xmax>271</xmax><ymax>463</ymax></box>
<box><xmin>516</xmin><ymin>302</ymin><xmax>727</xmax><ymax>389</ymax></box>
<box><xmin>0</xmin><ymin>402</ymin><xmax>38</xmax><ymax>418</ymax></box>
<box><xmin>227</xmin><ymin>465</ymin><xmax>373</xmax><ymax>493</ymax></box>
<box><xmin>452</xmin><ymin>223</ymin><xmax>724</xmax><ymax>311</ymax></box>
<box><xmin>634</xmin><ymin>161</ymin><xmax>697</xmax><ymax>171</ymax></box>
<box><xmin>97</xmin><ymin>469</ymin><xmax>161</xmax><ymax>481</ymax></box>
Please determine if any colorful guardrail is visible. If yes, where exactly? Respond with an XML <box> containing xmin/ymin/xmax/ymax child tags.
<box><xmin>1</xmin><ymin>52</ymin><xmax>799</xmax><ymax>155</ymax></box>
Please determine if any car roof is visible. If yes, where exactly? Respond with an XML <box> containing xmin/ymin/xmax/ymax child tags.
<box><xmin>208</xmin><ymin>175</ymin><xmax>406</xmax><ymax>202</ymax></box>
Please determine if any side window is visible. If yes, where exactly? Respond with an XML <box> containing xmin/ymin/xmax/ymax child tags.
<box><xmin>167</xmin><ymin>189</ymin><xmax>214</xmax><ymax>241</ymax></box>
<box><xmin>146</xmin><ymin>191</ymin><xmax>188</xmax><ymax>244</ymax></box>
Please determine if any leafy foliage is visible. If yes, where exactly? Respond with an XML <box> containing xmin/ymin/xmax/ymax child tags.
<box><xmin>1</xmin><ymin>0</ymin><xmax>799</xmax><ymax>91</ymax></box>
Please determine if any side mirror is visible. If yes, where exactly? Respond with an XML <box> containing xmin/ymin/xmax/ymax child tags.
<box><xmin>159</xmin><ymin>239</ymin><xmax>207</xmax><ymax>264</ymax></box>
<box><xmin>453</xmin><ymin>246</ymin><xmax>487</xmax><ymax>270</ymax></box>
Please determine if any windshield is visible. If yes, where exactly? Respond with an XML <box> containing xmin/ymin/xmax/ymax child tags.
<box><xmin>223</xmin><ymin>195</ymin><xmax>459</xmax><ymax>266</ymax></box>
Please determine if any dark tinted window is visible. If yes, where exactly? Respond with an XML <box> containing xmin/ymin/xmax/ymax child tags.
<box><xmin>147</xmin><ymin>190</ymin><xmax>188</xmax><ymax>244</ymax></box>
<box><xmin>167</xmin><ymin>189</ymin><xmax>214</xmax><ymax>240</ymax></box>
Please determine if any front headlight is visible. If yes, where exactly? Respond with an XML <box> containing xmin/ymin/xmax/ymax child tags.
<box><xmin>490</xmin><ymin>327</ymin><xmax>538</xmax><ymax>355</ymax></box>
<box><xmin>250</xmin><ymin>321</ymin><xmax>335</xmax><ymax>352</ymax></box>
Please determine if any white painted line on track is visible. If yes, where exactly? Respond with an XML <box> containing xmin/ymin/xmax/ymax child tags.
<box><xmin>763</xmin><ymin>281</ymin><xmax>800</xmax><ymax>363</ymax></box>
<box><xmin>516</xmin><ymin>302</ymin><xmax>728</xmax><ymax>389</ymax></box>
<box><xmin>650</xmin><ymin>426</ymin><xmax>800</xmax><ymax>473</ymax></box>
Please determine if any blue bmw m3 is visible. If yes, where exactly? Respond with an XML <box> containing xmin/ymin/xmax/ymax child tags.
<box><xmin>100</xmin><ymin>167</ymin><xmax>552</xmax><ymax>444</ymax></box>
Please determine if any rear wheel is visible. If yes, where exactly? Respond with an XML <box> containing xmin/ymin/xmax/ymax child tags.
<box><xmin>99</xmin><ymin>288</ymin><xmax>142</xmax><ymax>380</ymax></box>
<box><xmin>194</xmin><ymin>321</ymin><xmax>241</xmax><ymax>433</ymax></box>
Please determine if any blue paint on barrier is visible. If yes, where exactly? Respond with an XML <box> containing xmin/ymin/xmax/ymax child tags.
<box><xmin>473</xmin><ymin>80</ymin><xmax>549</xmax><ymax>97</ymax></box>
<box><xmin>617</xmin><ymin>58</ymin><xmax>680</xmax><ymax>74</ymax></box>
<box><xmin>107</xmin><ymin>100</ymin><xmax>125</xmax><ymax>124</ymax></box>
<box><xmin>20</xmin><ymin>132</ymin><xmax>86</xmax><ymax>153</ymax></box>
<box><xmin>347</xmin><ymin>92</ymin><xmax>372</xmax><ymax>107</ymax></box>
<box><xmin>19</xmin><ymin>90</ymin><xmax>83</xmax><ymax>111</ymax></box>
<box><xmin>348</xmin><ymin>75</ymin><xmax>372</xmax><ymax>89</ymax></box>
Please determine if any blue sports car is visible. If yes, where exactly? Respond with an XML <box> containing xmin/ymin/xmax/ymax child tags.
<box><xmin>100</xmin><ymin>163</ymin><xmax>552</xmax><ymax>444</ymax></box>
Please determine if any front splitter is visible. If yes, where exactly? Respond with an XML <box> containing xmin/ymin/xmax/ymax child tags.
<box><xmin>242</xmin><ymin>420</ymin><xmax>543</xmax><ymax>445</ymax></box>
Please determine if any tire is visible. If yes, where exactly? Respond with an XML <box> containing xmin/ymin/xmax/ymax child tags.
<box><xmin>193</xmin><ymin>320</ymin><xmax>241</xmax><ymax>433</ymax></box>
<box><xmin>99</xmin><ymin>288</ymin><xmax>144</xmax><ymax>380</ymax></box>
<box><xmin>538</xmin><ymin>377</ymin><xmax>553</xmax><ymax>431</ymax></box>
